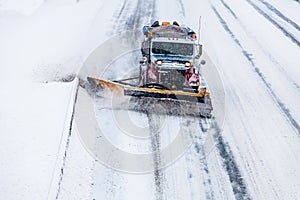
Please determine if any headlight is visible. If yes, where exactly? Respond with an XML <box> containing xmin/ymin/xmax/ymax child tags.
<box><xmin>155</xmin><ymin>60</ymin><xmax>162</xmax><ymax>65</ymax></box>
<box><xmin>185</xmin><ymin>62</ymin><xmax>192</xmax><ymax>67</ymax></box>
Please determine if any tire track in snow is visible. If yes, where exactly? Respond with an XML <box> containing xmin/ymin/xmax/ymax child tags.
<box><xmin>107</xmin><ymin>0</ymin><xmax>160</xmax><ymax>198</ymax></box>
<box><xmin>245</xmin><ymin>0</ymin><xmax>300</xmax><ymax>47</ymax></box>
<box><xmin>183</xmin><ymin>118</ymin><xmax>215</xmax><ymax>199</ymax></box>
<box><xmin>217</xmin><ymin>0</ymin><xmax>300</xmax><ymax>92</ymax></box>
<box><xmin>177</xmin><ymin>0</ymin><xmax>186</xmax><ymax>18</ymax></box>
<box><xmin>147</xmin><ymin>112</ymin><xmax>165</xmax><ymax>200</ymax></box>
<box><xmin>124</xmin><ymin>0</ymin><xmax>143</xmax><ymax>30</ymax></box>
<box><xmin>111</xmin><ymin>0</ymin><xmax>132</xmax><ymax>34</ymax></box>
<box><xmin>117</xmin><ymin>0</ymin><xmax>128</xmax><ymax>19</ymax></box>
<box><xmin>219</xmin><ymin>0</ymin><xmax>238</xmax><ymax>19</ymax></box>
<box><xmin>193</xmin><ymin>134</ymin><xmax>215</xmax><ymax>199</ymax></box>
<box><xmin>225</xmin><ymin>88</ymin><xmax>281</xmax><ymax>199</ymax></box>
<box><xmin>112</xmin><ymin>0</ymin><xmax>156</xmax><ymax>34</ymax></box>
<box><xmin>211</xmin><ymin>6</ymin><xmax>300</xmax><ymax>136</ymax></box>
<box><xmin>257</xmin><ymin>0</ymin><xmax>300</xmax><ymax>32</ymax></box>
<box><xmin>117</xmin><ymin>1</ymin><xmax>167</xmax><ymax>197</ymax></box>
<box><xmin>210</xmin><ymin>120</ymin><xmax>252</xmax><ymax>200</ymax></box>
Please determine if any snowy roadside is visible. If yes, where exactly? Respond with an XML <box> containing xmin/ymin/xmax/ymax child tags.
<box><xmin>0</xmin><ymin>80</ymin><xmax>76</xmax><ymax>199</ymax></box>
<box><xmin>0</xmin><ymin>0</ymin><xmax>104</xmax><ymax>199</ymax></box>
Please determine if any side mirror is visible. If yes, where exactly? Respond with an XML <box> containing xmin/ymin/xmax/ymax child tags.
<box><xmin>195</xmin><ymin>44</ymin><xmax>203</xmax><ymax>59</ymax></box>
<box><xmin>198</xmin><ymin>44</ymin><xmax>203</xmax><ymax>56</ymax></box>
<box><xmin>200</xmin><ymin>60</ymin><xmax>206</xmax><ymax>65</ymax></box>
<box><xmin>139</xmin><ymin>56</ymin><xmax>147</xmax><ymax>64</ymax></box>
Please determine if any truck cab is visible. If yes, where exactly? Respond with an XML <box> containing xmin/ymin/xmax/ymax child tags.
<box><xmin>140</xmin><ymin>21</ymin><xmax>203</xmax><ymax>92</ymax></box>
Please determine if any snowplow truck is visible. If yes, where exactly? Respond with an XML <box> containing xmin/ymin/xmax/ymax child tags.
<box><xmin>87</xmin><ymin>21</ymin><xmax>213</xmax><ymax>118</ymax></box>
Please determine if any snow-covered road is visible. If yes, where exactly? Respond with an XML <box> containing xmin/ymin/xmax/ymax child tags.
<box><xmin>0</xmin><ymin>0</ymin><xmax>300</xmax><ymax>199</ymax></box>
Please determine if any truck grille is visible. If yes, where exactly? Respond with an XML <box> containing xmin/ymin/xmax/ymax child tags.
<box><xmin>158</xmin><ymin>69</ymin><xmax>186</xmax><ymax>89</ymax></box>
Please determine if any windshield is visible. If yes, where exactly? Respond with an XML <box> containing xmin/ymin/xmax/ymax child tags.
<box><xmin>151</xmin><ymin>42</ymin><xmax>193</xmax><ymax>56</ymax></box>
